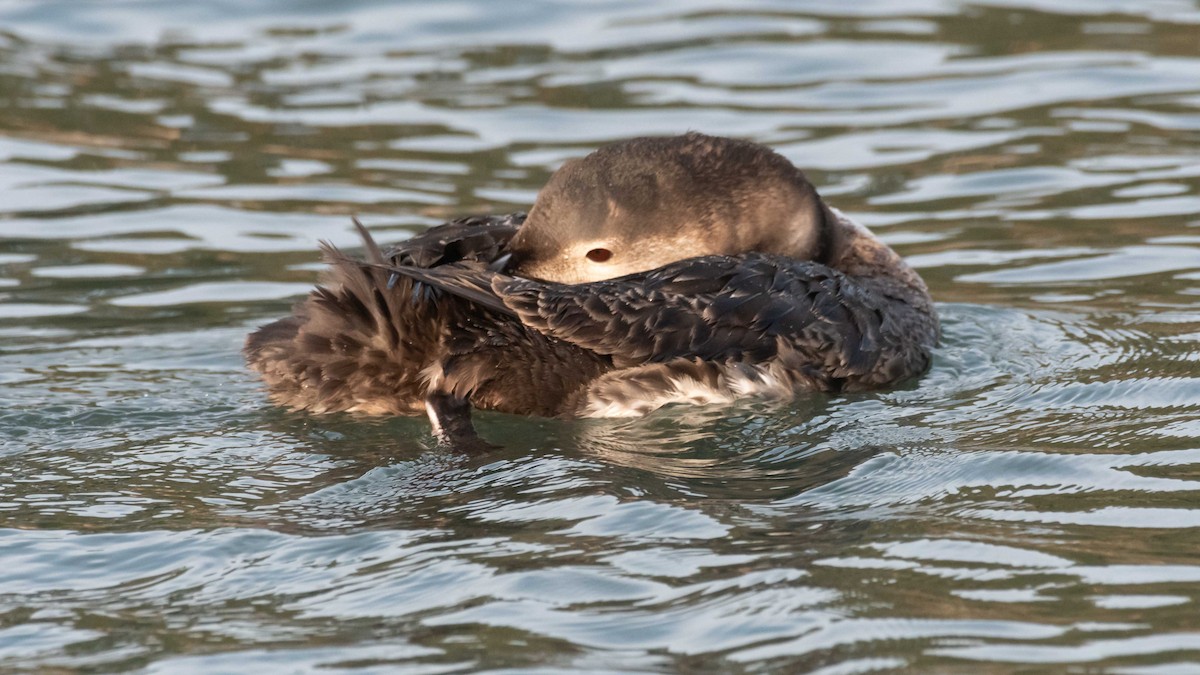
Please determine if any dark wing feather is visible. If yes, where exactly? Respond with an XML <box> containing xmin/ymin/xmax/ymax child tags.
<box><xmin>380</xmin><ymin>253</ymin><xmax>904</xmax><ymax>384</ymax></box>
<box><xmin>493</xmin><ymin>254</ymin><xmax>867</xmax><ymax>368</ymax></box>
<box><xmin>368</xmin><ymin>260</ymin><xmax>516</xmax><ymax>318</ymax></box>
<box><xmin>382</xmin><ymin>213</ymin><xmax>524</xmax><ymax>268</ymax></box>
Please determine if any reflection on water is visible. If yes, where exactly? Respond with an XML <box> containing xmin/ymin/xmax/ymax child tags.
<box><xmin>2</xmin><ymin>0</ymin><xmax>1199</xmax><ymax>671</ymax></box>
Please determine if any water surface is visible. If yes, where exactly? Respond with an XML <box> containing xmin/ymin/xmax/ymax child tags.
<box><xmin>2</xmin><ymin>0</ymin><xmax>1199</xmax><ymax>672</ymax></box>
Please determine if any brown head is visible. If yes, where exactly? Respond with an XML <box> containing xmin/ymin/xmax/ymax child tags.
<box><xmin>507</xmin><ymin>132</ymin><xmax>839</xmax><ymax>284</ymax></box>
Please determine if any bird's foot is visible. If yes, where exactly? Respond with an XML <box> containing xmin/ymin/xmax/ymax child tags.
<box><xmin>424</xmin><ymin>393</ymin><xmax>499</xmax><ymax>453</ymax></box>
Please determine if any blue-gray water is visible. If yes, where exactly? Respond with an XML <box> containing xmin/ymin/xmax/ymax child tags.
<box><xmin>2</xmin><ymin>1</ymin><xmax>1200</xmax><ymax>672</ymax></box>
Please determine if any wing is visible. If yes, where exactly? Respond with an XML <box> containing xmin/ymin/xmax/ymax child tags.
<box><xmin>382</xmin><ymin>212</ymin><xmax>524</xmax><ymax>268</ymax></box>
<box><xmin>494</xmin><ymin>254</ymin><xmax>885</xmax><ymax>375</ymax></box>
<box><xmin>379</xmin><ymin>253</ymin><xmax>894</xmax><ymax>382</ymax></box>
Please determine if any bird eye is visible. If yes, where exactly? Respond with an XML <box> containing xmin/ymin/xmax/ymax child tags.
<box><xmin>586</xmin><ymin>248</ymin><xmax>613</xmax><ymax>263</ymax></box>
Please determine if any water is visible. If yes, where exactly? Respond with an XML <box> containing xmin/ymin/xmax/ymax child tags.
<box><xmin>2</xmin><ymin>0</ymin><xmax>1199</xmax><ymax>671</ymax></box>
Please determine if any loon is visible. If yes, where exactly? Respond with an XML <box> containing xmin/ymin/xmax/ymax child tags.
<box><xmin>245</xmin><ymin>133</ymin><xmax>939</xmax><ymax>447</ymax></box>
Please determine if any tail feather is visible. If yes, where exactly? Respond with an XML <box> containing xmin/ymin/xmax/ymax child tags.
<box><xmin>352</xmin><ymin>216</ymin><xmax>387</xmax><ymax>265</ymax></box>
<box><xmin>245</xmin><ymin>221</ymin><xmax>443</xmax><ymax>415</ymax></box>
<box><xmin>246</xmin><ymin>215</ymin><xmax>526</xmax><ymax>419</ymax></box>
<box><xmin>365</xmin><ymin>261</ymin><xmax>517</xmax><ymax>318</ymax></box>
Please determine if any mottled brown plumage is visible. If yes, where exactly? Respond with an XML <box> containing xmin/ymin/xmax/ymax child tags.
<box><xmin>245</xmin><ymin>133</ymin><xmax>939</xmax><ymax>447</ymax></box>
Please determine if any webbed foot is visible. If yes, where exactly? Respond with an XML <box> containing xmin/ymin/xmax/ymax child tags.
<box><xmin>424</xmin><ymin>393</ymin><xmax>500</xmax><ymax>453</ymax></box>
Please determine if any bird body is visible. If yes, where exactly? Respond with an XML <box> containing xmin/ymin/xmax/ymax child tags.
<box><xmin>245</xmin><ymin>134</ymin><xmax>939</xmax><ymax>445</ymax></box>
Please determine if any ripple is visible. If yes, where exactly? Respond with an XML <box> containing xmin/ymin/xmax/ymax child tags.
<box><xmin>872</xmin><ymin>166</ymin><xmax>1123</xmax><ymax>205</ymax></box>
<box><xmin>0</xmin><ymin>303</ymin><xmax>88</xmax><ymax>318</ymax></box>
<box><xmin>141</xmin><ymin>644</ymin><xmax>443</xmax><ymax>675</ymax></box>
<box><xmin>778</xmin><ymin>128</ymin><xmax>1029</xmax><ymax>171</ymax></box>
<box><xmin>176</xmin><ymin>183</ymin><xmax>450</xmax><ymax>205</ymax></box>
<box><xmin>0</xmin><ymin>136</ymin><xmax>77</xmax><ymax>161</ymax></box>
<box><xmin>932</xmin><ymin>633</ymin><xmax>1200</xmax><ymax>665</ymax></box>
<box><xmin>0</xmin><ymin>205</ymin><xmax>386</xmax><ymax>253</ymax></box>
<box><xmin>967</xmin><ymin>506</ymin><xmax>1200</xmax><ymax>528</ymax></box>
<box><xmin>635</xmin><ymin>56</ymin><xmax>1200</xmax><ymax>126</ymax></box>
<box><xmin>109</xmin><ymin>282</ymin><xmax>312</xmax><ymax>306</ymax></box>
<box><xmin>0</xmin><ymin>184</ymin><xmax>153</xmax><ymax>214</ymax></box>
<box><xmin>1051</xmin><ymin>196</ymin><xmax>1200</xmax><ymax>220</ymax></box>
<box><xmin>261</xmin><ymin>55</ymin><xmax>467</xmax><ymax>87</ymax></box>
<box><xmin>1113</xmin><ymin>183</ymin><xmax>1191</xmax><ymax>198</ymax></box>
<box><xmin>785</xmin><ymin>447</ymin><xmax>1200</xmax><ymax>510</ymax></box>
<box><xmin>265</xmin><ymin>159</ymin><xmax>333</xmax><ymax>178</ymax></box>
<box><xmin>730</xmin><ymin>618</ymin><xmax>1064</xmax><ymax>663</ymax></box>
<box><xmin>959</xmin><ymin>246</ymin><xmax>1200</xmax><ymax>283</ymax></box>
<box><xmin>562</xmin><ymin>500</ymin><xmax>730</xmax><ymax>541</ymax></box>
<box><xmin>127</xmin><ymin>61</ymin><xmax>230</xmax><ymax>88</ymax></box>
<box><xmin>354</xmin><ymin>157</ymin><xmax>471</xmax><ymax>175</ymax></box>
<box><xmin>31</xmin><ymin>264</ymin><xmax>144</xmax><ymax>278</ymax></box>
<box><xmin>210</xmin><ymin>99</ymin><xmax>789</xmax><ymax>140</ymax></box>
<box><xmin>0</xmin><ymin>624</ymin><xmax>106</xmax><ymax>664</ymax></box>
<box><xmin>1020</xmin><ymin>377</ymin><xmax>1200</xmax><ymax>409</ymax></box>
<box><xmin>1093</xmin><ymin>595</ymin><xmax>1190</xmax><ymax>610</ymax></box>
<box><xmin>2</xmin><ymin>0</ymin><xmax>1200</xmax><ymax>672</ymax></box>
<box><xmin>874</xmin><ymin>539</ymin><xmax>1072</xmax><ymax>568</ymax></box>
<box><xmin>594</xmin><ymin>40</ymin><xmax>961</xmax><ymax>87</ymax></box>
